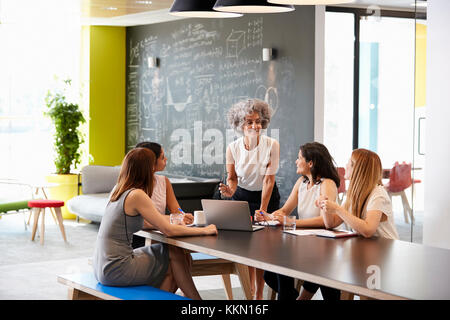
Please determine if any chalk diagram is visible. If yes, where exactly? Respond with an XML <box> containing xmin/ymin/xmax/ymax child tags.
<box><xmin>166</xmin><ymin>78</ymin><xmax>192</xmax><ymax>112</ymax></box>
<box><xmin>226</xmin><ymin>30</ymin><xmax>246</xmax><ymax>59</ymax></box>
<box><xmin>255</xmin><ymin>85</ymin><xmax>279</xmax><ymax>117</ymax></box>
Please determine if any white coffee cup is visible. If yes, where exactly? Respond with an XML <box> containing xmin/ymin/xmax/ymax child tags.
<box><xmin>194</xmin><ymin>210</ymin><xmax>206</xmax><ymax>226</ymax></box>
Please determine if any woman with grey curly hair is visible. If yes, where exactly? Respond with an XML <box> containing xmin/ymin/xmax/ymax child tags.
<box><xmin>219</xmin><ymin>98</ymin><xmax>280</xmax><ymax>300</ymax></box>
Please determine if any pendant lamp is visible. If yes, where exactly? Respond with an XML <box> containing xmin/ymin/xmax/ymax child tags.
<box><xmin>268</xmin><ymin>0</ymin><xmax>354</xmax><ymax>5</ymax></box>
<box><xmin>170</xmin><ymin>0</ymin><xmax>243</xmax><ymax>18</ymax></box>
<box><xmin>214</xmin><ymin>0</ymin><xmax>295</xmax><ymax>14</ymax></box>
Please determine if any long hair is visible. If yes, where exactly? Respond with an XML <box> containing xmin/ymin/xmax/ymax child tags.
<box><xmin>110</xmin><ymin>148</ymin><xmax>156</xmax><ymax>202</ymax></box>
<box><xmin>299</xmin><ymin>142</ymin><xmax>340</xmax><ymax>189</ymax></box>
<box><xmin>344</xmin><ymin>149</ymin><xmax>383</xmax><ymax>218</ymax></box>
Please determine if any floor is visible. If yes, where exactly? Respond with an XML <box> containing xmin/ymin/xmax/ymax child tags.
<box><xmin>0</xmin><ymin>208</ymin><xmax>421</xmax><ymax>300</ymax></box>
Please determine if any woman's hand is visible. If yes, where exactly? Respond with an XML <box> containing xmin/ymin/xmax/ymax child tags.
<box><xmin>315</xmin><ymin>195</ymin><xmax>328</xmax><ymax>208</ymax></box>
<box><xmin>319</xmin><ymin>199</ymin><xmax>340</xmax><ymax>215</ymax></box>
<box><xmin>273</xmin><ymin>211</ymin><xmax>286</xmax><ymax>223</ymax></box>
<box><xmin>203</xmin><ymin>224</ymin><xmax>218</xmax><ymax>235</ymax></box>
<box><xmin>219</xmin><ymin>183</ymin><xmax>234</xmax><ymax>198</ymax></box>
<box><xmin>254</xmin><ymin>209</ymin><xmax>266</xmax><ymax>222</ymax></box>
<box><xmin>183</xmin><ymin>213</ymin><xmax>194</xmax><ymax>225</ymax></box>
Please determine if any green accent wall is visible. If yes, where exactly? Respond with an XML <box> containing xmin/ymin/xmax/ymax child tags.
<box><xmin>86</xmin><ymin>26</ymin><xmax>126</xmax><ymax>166</ymax></box>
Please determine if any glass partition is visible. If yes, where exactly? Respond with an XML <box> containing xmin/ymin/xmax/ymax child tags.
<box><xmin>325</xmin><ymin>1</ymin><xmax>426</xmax><ymax>242</ymax></box>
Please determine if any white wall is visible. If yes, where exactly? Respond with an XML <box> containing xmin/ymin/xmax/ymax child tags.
<box><xmin>314</xmin><ymin>5</ymin><xmax>325</xmax><ymax>143</ymax></box>
<box><xmin>423</xmin><ymin>0</ymin><xmax>450</xmax><ymax>249</ymax></box>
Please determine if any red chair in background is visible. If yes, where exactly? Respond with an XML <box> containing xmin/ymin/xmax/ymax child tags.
<box><xmin>384</xmin><ymin>162</ymin><xmax>421</xmax><ymax>224</ymax></box>
<box><xmin>337</xmin><ymin>167</ymin><xmax>346</xmax><ymax>205</ymax></box>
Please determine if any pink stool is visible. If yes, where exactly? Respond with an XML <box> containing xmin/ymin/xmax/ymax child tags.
<box><xmin>28</xmin><ymin>200</ymin><xmax>67</xmax><ymax>245</ymax></box>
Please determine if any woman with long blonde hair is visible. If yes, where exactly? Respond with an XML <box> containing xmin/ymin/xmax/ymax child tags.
<box><xmin>319</xmin><ymin>149</ymin><xmax>399</xmax><ymax>239</ymax></box>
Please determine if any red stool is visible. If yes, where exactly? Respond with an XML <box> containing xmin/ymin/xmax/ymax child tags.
<box><xmin>28</xmin><ymin>200</ymin><xmax>67</xmax><ymax>245</ymax></box>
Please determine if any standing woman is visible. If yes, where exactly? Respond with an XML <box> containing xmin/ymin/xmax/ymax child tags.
<box><xmin>219</xmin><ymin>99</ymin><xmax>280</xmax><ymax>300</ymax></box>
<box><xmin>319</xmin><ymin>148</ymin><xmax>399</xmax><ymax>240</ymax></box>
<box><xmin>93</xmin><ymin>148</ymin><xmax>217</xmax><ymax>299</ymax></box>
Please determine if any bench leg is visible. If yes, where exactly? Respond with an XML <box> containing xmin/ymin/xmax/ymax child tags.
<box><xmin>340</xmin><ymin>291</ymin><xmax>355</xmax><ymax>300</ymax></box>
<box><xmin>68</xmin><ymin>288</ymin><xmax>101</xmax><ymax>300</ymax></box>
<box><xmin>234</xmin><ymin>263</ymin><xmax>252</xmax><ymax>300</ymax></box>
<box><xmin>221</xmin><ymin>274</ymin><xmax>233</xmax><ymax>300</ymax></box>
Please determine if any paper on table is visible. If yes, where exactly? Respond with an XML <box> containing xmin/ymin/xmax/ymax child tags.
<box><xmin>283</xmin><ymin>229</ymin><xmax>358</xmax><ymax>238</ymax></box>
<box><xmin>254</xmin><ymin>220</ymin><xmax>280</xmax><ymax>226</ymax></box>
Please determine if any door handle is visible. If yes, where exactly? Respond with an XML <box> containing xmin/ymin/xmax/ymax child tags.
<box><xmin>418</xmin><ymin>117</ymin><xmax>425</xmax><ymax>155</ymax></box>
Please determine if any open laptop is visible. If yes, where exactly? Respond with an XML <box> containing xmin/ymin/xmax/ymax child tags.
<box><xmin>201</xmin><ymin>199</ymin><xmax>264</xmax><ymax>232</ymax></box>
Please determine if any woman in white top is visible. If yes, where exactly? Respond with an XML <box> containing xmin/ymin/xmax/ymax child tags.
<box><xmin>319</xmin><ymin>148</ymin><xmax>399</xmax><ymax>240</ymax></box>
<box><xmin>219</xmin><ymin>99</ymin><xmax>280</xmax><ymax>300</ymax></box>
<box><xmin>131</xmin><ymin>142</ymin><xmax>194</xmax><ymax>248</ymax></box>
<box><xmin>258</xmin><ymin>142</ymin><xmax>342</xmax><ymax>300</ymax></box>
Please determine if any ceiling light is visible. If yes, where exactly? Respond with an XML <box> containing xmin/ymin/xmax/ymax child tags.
<box><xmin>214</xmin><ymin>0</ymin><xmax>295</xmax><ymax>14</ymax></box>
<box><xmin>104</xmin><ymin>7</ymin><xmax>118</xmax><ymax>11</ymax></box>
<box><xmin>170</xmin><ymin>0</ymin><xmax>243</xmax><ymax>18</ymax></box>
<box><xmin>268</xmin><ymin>0</ymin><xmax>354</xmax><ymax>5</ymax></box>
<box><xmin>136</xmin><ymin>1</ymin><xmax>153</xmax><ymax>4</ymax></box>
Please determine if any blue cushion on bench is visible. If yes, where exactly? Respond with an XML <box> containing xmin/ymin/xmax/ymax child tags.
<box><xmin>59</xmin><ymin>273</ymin><xmax>190</xmax><ymax>300</ymax></box>
<box><xmin>190</xmin><ymin>252</ymin><xmax>220</xmax><ymax>260</ymax></box>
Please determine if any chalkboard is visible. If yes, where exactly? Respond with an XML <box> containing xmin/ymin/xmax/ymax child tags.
<box><xmin>126</xmin><ymin>8</ymin><xmax>316</xmax><ymax>204</ymax></box>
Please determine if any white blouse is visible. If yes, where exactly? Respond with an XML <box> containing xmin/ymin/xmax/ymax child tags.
<box><xmin>227</xmin><ymin>135</ymin><xmax>279</xmax><ymax>191</ymax></box>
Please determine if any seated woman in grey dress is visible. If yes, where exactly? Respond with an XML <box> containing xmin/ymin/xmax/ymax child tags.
<box><xmin>93</xmin><ymin>148</ymin><xmax>218</xmax><ymax>300</ymax></box>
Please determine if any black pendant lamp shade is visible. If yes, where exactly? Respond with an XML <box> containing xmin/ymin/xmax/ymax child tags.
<box><xmin>170</xmin><ymin>0</ymin><xmax>243</xmax><ymax>18</ymax></box>
<box><xmin>214</xmin><ymin>0</ymin><xmax>295</xmax><ymax>13</ymax></box>
<box><xmin>268</xmin><ymin>0</ymin><xmax>354</xmax><ymax>5</ymax></box>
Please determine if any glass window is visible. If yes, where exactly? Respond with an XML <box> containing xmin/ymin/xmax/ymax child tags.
<box><xmin>324</xmin><ymin>12</ymin><xmax>354</xmax><ymax>168</ymax></box>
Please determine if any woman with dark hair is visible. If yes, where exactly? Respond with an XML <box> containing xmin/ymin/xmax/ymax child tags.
<box><xmin>93</xmin><ymin>148</ymin><xmax>217</xmax><ymax>299</ymax></box>
<box><xmin>258</xmin><ymin>142</ymin><xmax>341</xmax><ymax>300</ymax></box>
<box><xmin>134</xmin><ymin>141</ymin><xmax>193</xmax><ymax>226</ymax></box>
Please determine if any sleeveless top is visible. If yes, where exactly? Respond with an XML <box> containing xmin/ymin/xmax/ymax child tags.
<box><xmin>297</xmin><ymin>178</ymin><xmax>325</xmax><ymax>219</ymax></box>
<box><xmin>93</xmin><ymin>189</ymin><xmax>169</xmax><ymax>286</ymax></box>
<box><xmin>151</xmin><ymin>174</ymin><xmax>167</xmax><ymax>214</ymax></box>
<box><xmin>228</xmin><ymin>135</ymin><xmax>279</xmax><ymax>191</ymax></box>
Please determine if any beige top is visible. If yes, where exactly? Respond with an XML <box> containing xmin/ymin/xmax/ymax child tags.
<box><xmin>151</xmin><ymin>174</ymin><xmax>167</xmax><ymax>214</ymax></box>
<box><xmin>359</xmin><ymin>185</ymin><xmax>399</xmax><ymax>240</ymax></box>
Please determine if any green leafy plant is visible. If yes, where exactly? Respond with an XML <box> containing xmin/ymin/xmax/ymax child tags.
<box><xmin>45</xmin><ymin>79</ymin><xmax>86</xmax><ymax>174</ymax></box>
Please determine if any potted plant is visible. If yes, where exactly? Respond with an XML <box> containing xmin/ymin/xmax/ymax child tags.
<box><xmin>44</xmin><ymin>79</ymin><xmax>86</xmax><ymax>219</ymax></box>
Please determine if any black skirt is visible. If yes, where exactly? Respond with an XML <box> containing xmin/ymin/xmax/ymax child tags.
<box><xmin>232</xmin><ymin>183</ymin><xmax>280</xmax><ymax>217</ymax></box>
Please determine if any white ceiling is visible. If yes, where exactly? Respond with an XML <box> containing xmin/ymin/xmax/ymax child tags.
<box><xmin>0</xmin><ymin>0</ymin><xmax>426</xmax><ymax>27</ymax></box>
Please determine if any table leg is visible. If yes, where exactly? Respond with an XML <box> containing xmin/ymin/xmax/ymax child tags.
<box><xmin>221</xmin><ymin>274</ymin><xmax>234</xmax><ymax>300</ymax></box>
<box><xmin>234</xmin><ymin>263</ymin><xmax>252</xmax><ymax>300</ymax></box>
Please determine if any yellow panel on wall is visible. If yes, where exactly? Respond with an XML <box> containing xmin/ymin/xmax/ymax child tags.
<box><xmin>89</xmin><ymin>26</ymin><xmax>126</xmax><ymax>166</ymax></box>
<box><xmin>415</xmin><ymin>22</ymin><xmax>427</xmax><ymax>108</ymax></box>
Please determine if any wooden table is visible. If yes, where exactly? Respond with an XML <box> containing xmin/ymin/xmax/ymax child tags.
<box><xmin>135</xmin><ymin>227</ymin><xmax>450</xmax><ymax>300</ymax></box>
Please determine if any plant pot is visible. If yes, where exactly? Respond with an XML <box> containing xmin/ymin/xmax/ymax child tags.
<box><xmin>45</xmin><ymin>174</ymin><xmax>80</xmax><ymax>220</ymax></box>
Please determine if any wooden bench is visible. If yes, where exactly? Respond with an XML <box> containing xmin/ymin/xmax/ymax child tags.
<box><xmin>57</xmin><ymin>273</ymin><xmax>190</xmax><ymax>300</ymax></box>
<box><xmin>190</xmin><ymin>252</ymin><xmax>252</xmax><ymax>300</ymax></box>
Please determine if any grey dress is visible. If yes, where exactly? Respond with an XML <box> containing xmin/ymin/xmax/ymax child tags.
<box><xmin>93</xmin><ymin>189</ymin><xmax>169</xmax><ymax>287</ymax></box>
